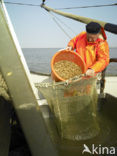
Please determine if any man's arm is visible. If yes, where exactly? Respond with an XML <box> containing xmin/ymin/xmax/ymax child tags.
<box><xmin>67</xmin><ymin>35</ymin><xmax>78</xmax><ymax>50</ymax></box>
<box><xmin>66</xmin><ymin>32</ymin><xmax>86</xmax><ymax>50</ymax></box>
<box><xmin>89</xmin><ymin>41</ymin><xmax>110</xmax><ymax>73</ymax></box>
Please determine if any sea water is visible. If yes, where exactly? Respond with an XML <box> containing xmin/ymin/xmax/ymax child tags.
<box><xmin>22</xmin><ymin>47</ymin><xmax>117</xmax><ymax>76</ymax></box>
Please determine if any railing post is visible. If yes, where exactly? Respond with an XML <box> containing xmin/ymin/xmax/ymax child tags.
<box><xmin>100</xmin><ymin>58</ymin><xmax>117</xmax><ymax>94</ymax></box>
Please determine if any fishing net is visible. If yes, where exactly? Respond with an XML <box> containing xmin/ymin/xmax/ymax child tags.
<box><xmin>36</xmin><ymin>75</ymin><xmax>100</xmax><ymax>141</ymax></box>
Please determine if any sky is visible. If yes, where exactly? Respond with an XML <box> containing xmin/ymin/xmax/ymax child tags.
<box><xmin>4</xmin><ymin>0</ymin><xmax>117</xmax><ymax>48</ymax></box>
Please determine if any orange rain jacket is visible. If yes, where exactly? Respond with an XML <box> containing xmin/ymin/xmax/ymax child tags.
<box><xmin>67</xmin><ymin>29</ymin><xmax>109</xmax><ymax>73</ymax></box>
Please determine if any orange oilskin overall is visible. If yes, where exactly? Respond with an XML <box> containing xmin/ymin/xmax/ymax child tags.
<box><xmin>67</xmin><ymin>29</ymin><xmax>109</xmax><ymax>73</ymax></box>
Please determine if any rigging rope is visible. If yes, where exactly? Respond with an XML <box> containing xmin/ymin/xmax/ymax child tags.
<box><xmin>4</xmin><ymin>1</ymin><xmax>41</xmax><ymax>7</ymax></box>
<box><xmin>48</xmin><ymin>11</ymin><xmax>72</xmax><ymax>39</ymax></box>
<box><xmin>4</xmin><ymin>1</ymin><xmax>117</xmax><ymax>10</ymax></box>
<box><xmin>55</xmin><ymin>3</ymin><xmax>117</xmax><ymax>10</ymax></box>
<box><xmin>50</xmin><ymin>13</ymin><xmax>77</xmax><ymax>36</ymax></box>
<box><xmin>4</xmin><ymin>1</ymin><xmax>77</xmax><ymax>38</ymax></box>
<box><xmin>4</xmin><ymin>1</ymin><xmax>117</xmax><ymax>35</ymax></box>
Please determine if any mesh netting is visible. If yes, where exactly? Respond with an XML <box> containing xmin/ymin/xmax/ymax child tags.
<box><xmin>36</xmin><ymin>75</ymin><xmax>100</xmax><ymax>141</ymax></box>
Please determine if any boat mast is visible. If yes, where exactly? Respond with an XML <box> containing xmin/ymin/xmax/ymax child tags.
<box><xmin>41</xmin><ymin>3</ymin><xmax>117</xmax><ymax>34</ymax></box>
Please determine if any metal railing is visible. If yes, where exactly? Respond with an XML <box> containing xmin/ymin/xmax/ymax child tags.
<box><xmin>100</xmin><ymin>58</ymin><xmax>117</xmax><ymax>94</ymax></box>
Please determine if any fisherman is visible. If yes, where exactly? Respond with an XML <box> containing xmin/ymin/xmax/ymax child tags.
<box><xmin>66</xmin><ymin>22</ymin><xmax>110</xmax><ymax>76</ymax></box>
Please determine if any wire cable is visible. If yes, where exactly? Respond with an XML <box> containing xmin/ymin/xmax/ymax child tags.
<box><xmin>4</xmin><ymin>2</ymin><xmax>117</xmax><ymax>10</ymax></box>
<box><xmin>55</xmin><ymin>3</ymin><xmax>117</xmax><ymax>10</ymax></box>
<box><xmin>4</xmin><ymin>1</ymin><xmax>76</xmax><ymax>37</ymax></box>
<box><xmin>48</xmin><ymin>12</ymin><xmax>72</xmax><ymax>39</ymax></box>
<box><xmin>50</xmin><ymin>13</ymin><xmax>77</xmax><ymax>36</ymax></box>
<box><xmin>4</xmin><ymin>1</ymin><xmax>41</xmax><ymax>7</ymax></box>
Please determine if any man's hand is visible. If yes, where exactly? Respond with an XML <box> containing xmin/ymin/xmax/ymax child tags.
<box><xmin>66</xmin><ymin>46</ymin><xmax>72</xmax><ymax>51</ymax></box>
<box><xmin>86</xmin><ymin>69</ymin><xmax>95</xmax><ymax>77</ymax></box>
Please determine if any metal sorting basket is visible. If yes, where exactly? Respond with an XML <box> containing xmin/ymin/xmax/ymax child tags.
<box><xmin>36</xmin><ymin>75</ymin><xmax>100</xmax><ymax>141</ymax></box>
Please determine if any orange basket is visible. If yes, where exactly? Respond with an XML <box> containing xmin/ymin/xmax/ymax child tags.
<box><xmin>51</xmin><ymin>50</ymin><xmax>86</xmax><ymax>82</ymax></box>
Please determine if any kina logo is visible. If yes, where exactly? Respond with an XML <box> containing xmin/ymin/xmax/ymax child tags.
<box><xmin>82</xmin><ymin>144</ymin><xmax>91</xmax><ymax>154</ymax></box>
<box><xmin>82</xmin><ymin>144</ymin><xmax>115</xmax><ymax>155</ymax></box>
